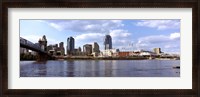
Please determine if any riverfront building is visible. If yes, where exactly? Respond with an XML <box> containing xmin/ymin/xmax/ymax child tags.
<box><xmin>47</xmin><ymin>42</ymin><xmax>65</xmax><ymax>56</ymax></box>
<box><xmin>92</xmin><ymin>42</ymin><xmax>100</xmax><ymax>57</ymax></box>
<box><xmin>58</xmin><ymin>42</ymin><xmax>65</xmax><ymax>55</ymax></box>
<box><xmin>100</xmin><ymin>49</ymin><xmax>120</xmax><ymax>57</ymax></box>
<box><xmin>83</xmin><ymin>44</ymin><xmax>92</xmax><ymax>56</ymax></box>
<box><xmin>20</xmin><ymin>47</ymin><xmax>29</xmax><ymax>54</ymax></box>
<box><xmin>154</xmin><ymin>48</ymin><xmax>161</xmax><ymax>55</ymax></box>
<box><xmin>67</xmin><ymin>37</ymin><xmax>75</xmax><ymax>55</ymax></box>
<box><xmin>104</xmin><ymin>35</ymin><xmax>112</xmax><ymax>50</ymax></box>
<box><xmin>78</xmin><ymin>47</ymin><xmax>81</xmax><ymax>52</ymax></box>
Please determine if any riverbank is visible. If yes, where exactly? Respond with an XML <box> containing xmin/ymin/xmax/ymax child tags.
<box><xmin>20</xmin><ymin>56</ymin><xmax>179</xmax><ymax>61</ymax></box>
<box><xmin>64</xmin><ymin>57</ymin><xmax>148</xmax><ymax>60</ymax></box>
<box><xmin>59</xmin><ymin>56</ymin><xmax>179</xmax><ymax>60</ymax></box>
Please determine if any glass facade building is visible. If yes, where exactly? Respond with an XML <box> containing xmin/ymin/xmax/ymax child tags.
<box><xmin>67</xmin><ymin>37</ymin><xmax>75</xmax><ymax>55</ymax></box>
<box><xmin>104</xmin><ymin>35</ymin><xmax>112</xmax><ymax>50</ymax></box>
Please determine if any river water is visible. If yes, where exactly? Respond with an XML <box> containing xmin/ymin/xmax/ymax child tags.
<box><xmin>20</xmin><ymin>60</ymin><xmax>180</xmax><ymax>77</ymax></box>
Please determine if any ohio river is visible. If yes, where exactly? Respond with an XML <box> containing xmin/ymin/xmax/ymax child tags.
<box><xmin>20</xmin><ymin>60</ymin><xmax>180</xmax><ymax>77</ymax></box>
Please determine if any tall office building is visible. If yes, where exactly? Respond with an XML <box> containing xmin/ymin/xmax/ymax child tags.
<box><xmin>92</xmin><ymin>42</ymin><xmax>100</xmax><ymax>53</ymax></box>
<box><xmin>78</xmin><ymin>47</ymin><xmax>82</xmax><ymax>52</ymax></box>
<box><xmin>59</xmin><ymin>42</ymin><xmax>64</xmax><ymax>48</ymax></box>
<box><xmin>67</xmin><ymin>37</ymin><xmax>75</xmax><ymax>55</ymax></box>
<box><xmin>83</xmin><ymin>44</ymin><xmax>92</xmax><ymax>55</ymax></box>
<box><xmin>104</xmin><ymin>35</ymin><xmax>112</xmax><ymax>50</ymax></box>
<box><xmin>59</xmin><ymin>42</ymin><xmax>65</xmax><ymax>55</ymax></box>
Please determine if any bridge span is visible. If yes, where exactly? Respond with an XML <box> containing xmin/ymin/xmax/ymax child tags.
<box><xmin>20</xmin><ymin>37</ymin><xmax>52</xmax><ymax>61</ymax></box>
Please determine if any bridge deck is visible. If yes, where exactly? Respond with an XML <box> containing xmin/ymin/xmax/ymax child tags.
<box><xmin>20</xmin><ymin>37</ymin><xmax>47</xmax><ymax>54</ymax></box>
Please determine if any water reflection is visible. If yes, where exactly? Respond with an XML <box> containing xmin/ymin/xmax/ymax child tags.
<box><xmin>66</xmin><ymin>60</ymin><xmax>75</xmax><ymax>77</ymax></box>
<box><xmin>20</xmin><ymin>60</ymin><xmax>180</xmax><ymax>77</ymax></box>
<box><xmin>94</xmin><ymin>60</ymin><xmax>100</xmax><ymax>77</ymax></box>
<box><xmin>104</xmin><ymin>60</ymin><xmax>113</xmax><ymax>77</ymax></box>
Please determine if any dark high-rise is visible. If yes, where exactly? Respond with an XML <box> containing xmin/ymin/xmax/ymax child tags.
<box><xmin>67</xmin><ymin>37</ymin><xmax>75</xmax><ymax>55</ymax></box>
<box><xmin>83</xmin><ymin>44</ymin><xmax>92</xmax><ymax>55</ymax></box>
<box><xmin>59</xmin><ymin>42</ymin><xmax>65</xmax><ymax>55</ymax></box>
<box><xmin>104</xmin><ymin>35</ymin><xmax>112</xmax><ymax>50</ymax></box>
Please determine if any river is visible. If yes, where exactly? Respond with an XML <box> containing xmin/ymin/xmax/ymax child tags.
<box><xmin>20</xmin><ymin>60</ymin><xmax>180</xmax><ymax>77</ymax></box>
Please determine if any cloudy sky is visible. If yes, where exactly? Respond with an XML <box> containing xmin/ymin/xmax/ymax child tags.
<box><xmin>20</xmin><ymin>19</ymin><xmax>180</xmax><ymax>54</ymax></box>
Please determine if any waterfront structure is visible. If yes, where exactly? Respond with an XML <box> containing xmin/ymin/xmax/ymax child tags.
<box><xmin>59</xmin><ymin>42</ymin><xmax>64</xmax><ymax>48</ymax></box>
<box><xmin>47</xmin><ymin>44</ymin><xmax>57</xmax><ymax>55</ymax></box>
<box><xmin>92</xmin><ymin>42</ymin><xmax>100</xmax><ymax>53</ymax></box>
<box><xmin>118</xmin><ymin>52</ymin><xmax>130</xmax><ymax>57</ymax></box>
<box><xmin>101</xmin><ymin>49</ymin><xmax>119</xmax><ymax>57</ymax></box>
<box><xmin>139</xmin><ymin>51</ymin><xmax>151</xmax><ymax>56</ymax></box>
<box><xmin>104</xmin><ymin>35</ymin><xmax>112</xmax><ymax>50</ymax></box>
<box><xmin>47</xmin><ymin>42</ymin><xmax>65</xmax><ymax>56</ymax></box>
<box><xmin>83</xmin><ymin>44</ymin><xmax>92</xmax><ymax>56</ymax></box>
<box><xmin>38</xmin><ymin>35</ymin><xmax>47</xmax><ymax>52</ymax></box>
<box><xmin>31</xmin><ymin>44</ymin><xmax>40</xmax><ymax>56</ymax></box>
<box><xmin>30</xmin><ymin>50</ymin><xmax>37</xmax><ymax>55</ymax></box>
<box><xmin>72</xmin><ymin>47</ymin><xmax>84</xmax><ymax>56</ymax></box>
<box><xmin>78</xmin><ymin>47</ymin><xmax>81</xmax><ymax>52</ymax></box>
<box><xmin>20</xmin><ymin>47</ymin><xmax>29</xmax><ymax>54</ymax></box>
<box><xmin>20</xmin><ymin>36</ymin><xmax>52</xmax><ymax>61</ymax></box>
<box><xmin>92</xmin><ymin>42</ymin><xmax>100</xmax><ymax>57</ymax></box>
<box><xmin>154</xmin><ymin>48</ymin><xmax>161</xmax><ymax>55</ymax></box>
<box><xmin>129</xmin><ymin>51</ymin><xmax>140</xmax><ymax>56</ymax></box>
<box><xmin>67</xmin><ymin>37</ymin><xmax>75</xmax><ymax>55</ymax></box>
<box><xmin>73</xmin><ymin>49</ymin><xmax>78</xmax><ymax>54</ymax></box>
<box><xmin>140</xmin><ymin>51</ymin><xmax>157</xmax><ymax>57</ymax></box>
<box><xmin>58</xmin><ymin>42</ymin><xmax>65</xmax><ymax>55</ymax></box>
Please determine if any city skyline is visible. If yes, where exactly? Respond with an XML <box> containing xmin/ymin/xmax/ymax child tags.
<box><xmin>20</xmin><ymin>19</ymin><xmax>180</xmax><ymax>54</ymax></box>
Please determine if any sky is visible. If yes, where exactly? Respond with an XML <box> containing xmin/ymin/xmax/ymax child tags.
<box><xmin>20</xmin><ymin>19</ymin><xmax>180</xmax><ymax>54</ymax></box>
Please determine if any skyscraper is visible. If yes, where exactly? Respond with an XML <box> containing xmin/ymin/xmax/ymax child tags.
<box><xmin>59</xmin><ymin>42</ymin><xmax>64</xmax><ymax>48</ymax></box>
<box><xmin>104</xmin><ymin>35</ymin><xmax>112</xmax><ymax>50</ymax></box>
<box><xmin>92</xmin><ymin>42</ymin><xmax>100</xmax><ymax>57</ymax></box>
<box><xmin>59</xmin><ymin>42</ymin><xmax>65</xmax><ymax>55</ymax></box>
<box><xmin>67</xmin><ymin>37</ymin><xmax>75</xmax><ymax>55</ymax></box>
<box><xmin>83</xmin><ymin>44</ymin><xmax>92</xmax><ymax>55</ymax></box>
<box><xmin>92</xmin><ymin>42</ymin><xmax>100</xmax><ymax>53</ymax></box>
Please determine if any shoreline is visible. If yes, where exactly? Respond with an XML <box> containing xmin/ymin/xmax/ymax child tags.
<box><xmin>20</xmin><ymin>57</ymin><xmax>180</xmax><ymax>61</ymax></box>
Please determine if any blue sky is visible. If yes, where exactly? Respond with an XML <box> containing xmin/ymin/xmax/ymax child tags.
<box><xmin>20</xmin><ymin>19</ymin><xmax>180</xmax><ymax>54</ymax></box>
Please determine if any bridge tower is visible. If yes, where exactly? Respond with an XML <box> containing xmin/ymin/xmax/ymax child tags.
<box><xmin>37</xmin><ymin>53</ymin><xmax>48</xmax><ymax>61</ymax></box>
<box><xmin>37</xmin><ymin>35</ymin><xmax>48</xmax><ymax>61</ymax></box>
<box><xmin>38</xmin><ymin>35</ymin><xmax>47</xmax><ymax>52</ymax></box>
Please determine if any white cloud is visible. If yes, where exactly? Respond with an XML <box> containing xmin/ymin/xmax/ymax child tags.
<box><xmin>137</xmin><ymin>35</ymin><xmax>170</xmax><ymax>44</ymax></box>
<box><xmin>135</xmin><ymin>20</ymin><xmax>180</xmax><ymax>30</ymax></box>
<box><xmin>112</xmin><ymin>40</ymin><xmax>135</xmax><ymax>50</ymax></box>
<box><xmin>74</xmin><ymin>33</ymin><xmax>105</xmax><ymax>49</ymax></box>
<box><xmin>41</xmin><ymin>20</ymin><xmax>124</xmax><ymax>33</ymax></box>
<box><xmin>136</xmin><ymin>32</ymin><xmax>180</xmax><ymax>53</ymax></box>
<box><xmin>164</xmin><ymin>44</ymin><xmax>179</xmax><ymax>49</ymax></box>
<box><xmin>75</xmin><ymin>33</ymin><xmax>104</xmax><ymax>41</ymax></box>
<box><xmin>47</xmin><ymin>38</ymin><xmax>60</xmax><ymax>45</ymax></box>
<box><xmin>49</xmin><ymin>23</ymin><xmax>63</xmax><ymax>31</ymax></box>
<box><xmin>112</xmin><ymin>39</ymin><xmax>130</xmax><ymax>45</ymax></box>
<box><xmin>109</xmin><ymin>29</ymin><xmax>131</xmax><ymax>38</ymax></box>
<box><xmin>170</xmin><ymin>32</ymin><xmax>180</xmax><ymax>40</ymax></box>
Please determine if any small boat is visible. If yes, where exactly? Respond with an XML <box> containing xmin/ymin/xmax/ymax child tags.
<box><xmin>173</xmin><ymin>66</ymin><xmax>180</xmax><ymax>69</ymax></box>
